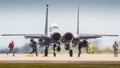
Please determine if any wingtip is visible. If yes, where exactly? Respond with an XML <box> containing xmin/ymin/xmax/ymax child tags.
<box><xmin>116</xmin><ymin>35</ymin><xmax>119</xmax><ymax>37</ymax></box>
<box><xmin>1</xmin><ymin>34</ymin><xmax>4</xmax><ymax>36</ymax></box>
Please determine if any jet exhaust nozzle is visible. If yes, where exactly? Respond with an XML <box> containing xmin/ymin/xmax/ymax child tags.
<box><xmin>62</xmin><ymin>32</ymin><xmax>74</xmax><ymax>42</ymax></box>
<box><xmin>51</xmin><ymin>32</ymin><xmax>61</xmax><ymax>42</ymax></box>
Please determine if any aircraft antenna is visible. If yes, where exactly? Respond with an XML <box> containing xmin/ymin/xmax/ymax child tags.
<box><xmin>44</xmin><ymin>4</ymin><xmax>49</xmax><ymax>35</ymax></box>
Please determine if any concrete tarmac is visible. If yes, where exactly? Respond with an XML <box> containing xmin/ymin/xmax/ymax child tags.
<box><xmin>0</xmin><ymin>54</ymin><xmax>120</xmax><ymax>64</ymax></box>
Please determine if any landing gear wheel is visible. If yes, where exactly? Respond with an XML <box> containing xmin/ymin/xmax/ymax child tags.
<box><xmin>53</xmin><ymin>52</ymin><xmax>56</xmax><ymax>57</ymax></box>
<box><xmin>44</xmin><ymin>46</ymin><xmax>48</xmax><ymax>56</ymax></box>
<box><xmin>69</xmin><ymin>49</ymin><xmax>73</xmax><ymax>57</ymax></box>
<box><xmin>65</xmin><ymin>44</ymin><xmax>70</xmax><ymax>50</ymax></box>
<box><xmin>57</xmin><ymin>46</ymin><xmax>61</xmax><ymax>52</ymax></box>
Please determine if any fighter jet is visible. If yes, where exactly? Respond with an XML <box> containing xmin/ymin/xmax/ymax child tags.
<box><xmin>1</xmin><ymin>4</ymin><xmax>119</xmax><ymax>57</ymax></box>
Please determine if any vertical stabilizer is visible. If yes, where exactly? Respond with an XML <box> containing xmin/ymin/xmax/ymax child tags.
<box><xmin>44</xmin><ymin>4</ymin><xmax>49</xmax><ymax>35</ymax></box>
<box><xmin>77</xmin><ymin>5</ymin><xmax>80</xmax><ymax>35</ymax></box>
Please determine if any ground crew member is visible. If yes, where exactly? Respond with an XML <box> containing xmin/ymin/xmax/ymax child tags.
<box><xmin>113</xmin><ymin>41</ymin><xmax>119</xmax><ymax>57</ymax></box>
<box><xmin>29</xmin><ymin>39</ymin><xmax>38</xmax><ymax>56</ymax></box>
<box><xmin>7</xmin><ymin>41</ymin><xmax>15</xmax><ymax>56</ymax></box>
<box><xmin>88</xmin><ymin>43</ymin><xmax>94</xmax><ymax>54</ymax></box>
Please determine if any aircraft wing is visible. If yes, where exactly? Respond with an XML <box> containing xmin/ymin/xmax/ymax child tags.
<box><xmin>1</xmin><ymin>34</ymin><xmax>49</xmax><ymax>39</ymax></box>
<box><xmin>77</xmin><ymin>34</ymin><xmax>119</xmax><ymax>39</ymax></box>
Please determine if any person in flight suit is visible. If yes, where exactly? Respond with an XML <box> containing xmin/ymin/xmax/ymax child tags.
<box><xmin>88</xmin><ymin>42</ymin><xmax>94</xmax><ymax>54</ymax></box>
<box><xmin>7</xmin><ymin>41</ymin><xmax>15</xmax><ymax>56</ymax></box>
<box><xmin>113</xmin><ymin>41</ymin><xmax>119</xmax><ymax>57</ymax></box>
<box><xmin>29</xmin><ymin>39</ymin><xmax>38</xmax><ymax>56</ymax></box>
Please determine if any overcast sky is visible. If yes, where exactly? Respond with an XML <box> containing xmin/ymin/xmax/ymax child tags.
<box><xmin>0</xmin><ymin>0</ymin><xmax>120</xmax><ymax>48</ymax></box>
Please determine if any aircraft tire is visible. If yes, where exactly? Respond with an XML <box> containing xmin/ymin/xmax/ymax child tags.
<box><xmin>44</xmin><ymin>46</ymin><xmax>48</xmax><ymax>56</ymax></box>
<box><xmin>69</xmin><ymin>49</ymin><xmax>73</xmax><ymax>57</ymax></box>
<box><xmin>53</xmin><ymin>52</ymin><xmax>56</xmax><ymax>57</ymax></box>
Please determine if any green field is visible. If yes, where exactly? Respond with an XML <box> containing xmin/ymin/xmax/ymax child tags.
<box><xmin>0</xmin><ymin>64</ymin><xmax>120</xmax><ymax>68</ymax></box>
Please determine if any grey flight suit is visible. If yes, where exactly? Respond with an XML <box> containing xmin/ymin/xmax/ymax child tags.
<box><xmin>113</xmin><ymin>42</ymin><xmax>119</xmax><ymax>57</ymax></box>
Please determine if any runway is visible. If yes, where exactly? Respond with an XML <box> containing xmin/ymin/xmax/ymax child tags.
<box><xmin>0</xmin><ymin>54</ymin><xmax>120</xmax><ymax>64</ymax></box>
